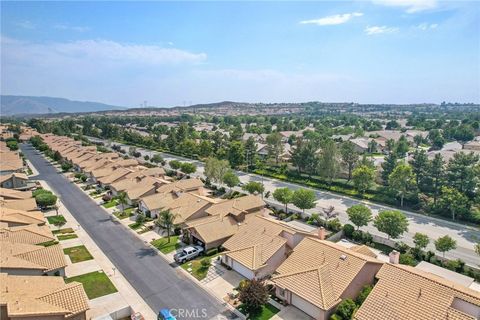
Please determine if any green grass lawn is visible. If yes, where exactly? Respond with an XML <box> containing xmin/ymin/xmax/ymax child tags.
<box><xmin>150</xmin><ymin>236</ymin><xmax>181</xmax><ymax>254</ymax></box>
<box><xmin>181</xmin><ymin>259</ymin><xmax>210</xmax><ymax>280</ymax></box>
<box><xmin>102</xmin><ymin>200</ymin><xmax>118</xmax><ymax>208</ymax></box>
<box><xmin>128</xmin><ymin>222</ymin><xmax>144</xmax><ymax>230</ymax></box>
<box><xmin>114</xmin><ymin>208</ymin><xmax>135</xmax><ymax>219</ymax></box>
<box><xmin>57</xmin><ymin>234</ymin><xmax>78</xmax><ymax>241</ymax></box>
<box><xmin>238</xmin><ymin>304</ymin><xmax>280</xmax><ymax>320</ymax></box>
<box><xmin>47</xmin><ymin>215</ymin><xmax>67</xmax><ymax>225</ymax></box>
<box><xmin>63</xmin><ymin>245</ymin><xmax>93</xmax><ymax>263</ymax></box>
<box><xmin>65</xmin><ymin>271</ymin><xmax>118</xmax><ymax>299</ymax></box>
<box><xmin>52</xmin><ymin>228</ymin><xmax>75</xmax><ymax>234</ymax></box>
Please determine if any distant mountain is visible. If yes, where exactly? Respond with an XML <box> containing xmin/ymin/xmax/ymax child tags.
<box><xmin>0</xmin><ymin>95</ymin><xmax>125</xmax><ymax>115</ymax></box>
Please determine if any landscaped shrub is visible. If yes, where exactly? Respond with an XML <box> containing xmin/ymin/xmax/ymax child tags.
<box><xmin>102</xmin><ymin>194</ymin><xmax>112</xmax><ymax>202</ymax></box>
<box><xmin>343</xmin><ymin>224</ymin><xmax>355</xmax><ymax>238</ymax></box>
<box><xmin>206</xmin><ymin>248</ymin><xmax>218</xmax><ymax>256</ymax></box>
<box><xmin>326</xmin><ymin>218</ymin><xmax>342</xmax><ymax>232</ymax></box>
<box><xmin>200</xmin><ymin>257</ymin><xmax>211</xmax><ymax>269</ymax></box>
<box><xmin>61</xmin><ymin>162</ymin><xmax>73</xmax><ymax>172</ymax></box>
<box><xmin>399</xmin><ymin>253</ymin><xmax>417</xmax><ymax>266</ymax></box>
<box><xmin>352</xmin><ymin>230</ymin><xmax>363</xmax><ymax>242</ymax></box>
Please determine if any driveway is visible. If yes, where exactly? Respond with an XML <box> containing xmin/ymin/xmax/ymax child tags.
<box><xmin>21</xmin><ymin>144</ymin><xmax>234</xmax><ymax>320</ymax></box>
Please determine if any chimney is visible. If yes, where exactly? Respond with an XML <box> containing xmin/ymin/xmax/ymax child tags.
<box><xmin>318</xmin><ymin>227</ymin><xmax>326</xmax><ymax>240</ymax></box>
<box><xmin>389</xmin><ymin>250</ymin><xmax>400</xmax><ymax>264</ymax></box>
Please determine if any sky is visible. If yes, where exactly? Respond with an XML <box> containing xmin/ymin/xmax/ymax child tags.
<box><xmin>1</xmin><ymin>0</ymin><xmax>479</xmax><ymax>107</ymax></box>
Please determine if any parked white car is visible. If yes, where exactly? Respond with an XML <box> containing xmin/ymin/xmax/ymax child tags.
<box><xmin>174</xmin><ymin>246</ymin><xmax>204</xmax><ymax>264</ymax></box>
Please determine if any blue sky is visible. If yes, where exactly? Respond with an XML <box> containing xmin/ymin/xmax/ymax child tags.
<box><xmin>1</xmin><ymin>1</ymin><xmax>479</xmax><ymax>107</ymax></box>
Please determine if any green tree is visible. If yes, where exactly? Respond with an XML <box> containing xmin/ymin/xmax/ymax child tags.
<box><xmin>346</xmin><ymin>204</ymin><xmax>372</xmax><ymax>230</ymax></box>
<box><xmin>53</xmin><ymin>150</ymin><xmax>62</xmax><ymax>162</ymax></box>
<box><xmin>292</xmin><ymin>188</ymin><xmax>316</xmax><ymax>215</ymax></box>
<box><xmin>340</xmin><ymin>141</ymin><xmax>359</xmax><ymax>182</ymax></box>
<box><xmin>381</xmin><ymin>153</ymin><xmax>398</xmax><ymax>184</ymax></box>
<box><xmin>437</xmin><ymin>186</ymin><xmax>469</xmax><ymax>221</ymax></box>
<box><xmin>35</xmin><ymin>193</ymin><xmax>57</xmax><ymax>208</ymax></box>
<box><xmin>151</xmin><ymin>154</ymin><xmax>164</xmax><ymax>164</ymax></box>
<box><xmin>374</xmin><ymin>210</ymin><xmax>409</xmax><ymax>239</ymax></box>
<box><xmin>413</xmin><ymin>134</ymin><xmax>424</xmax><ymax>148</ymax></box>
<box><xmin>395</xmin><ymin>136</ymin><xmax>409</xmax><ymax>157</ymax></box>
<box><xmin>156</xmin><ymin>209</ymin><xmax>178</xmax><ymax>243</ymax></box>
<box><xmin>410</xmin><ymin>149</ymin><xmax>429</xmax><ymax>192</ymax></box>
<box><xmin>273</xmin><ymin>187</ymin><xmax>294</xmax><ymax>213</ymax></box>
<box><xmin>169</xmin><ymin>160</ymin><xmax>182</xmax><ymax>170</ymax></box>
<box><xmin>180</xmin><ymin>162</ymin><xmax>197</xmax><ymax>175</ymax></box>
<box><xmin>446</xmin><ymin>152</ymin><xmax>480</xmax><ymax>197</ymax></box>
<box><xmin>238</xmin><ymin>279</ymin><xmax>269</xmax><ymax>313</ymax></box>
<box><xmin>6</xmin><ymin>140</ymin><xmax>18</xmax><ymax>151</ymax></box>
<box><xmin>117</xmin><ymin>191</ymin><xmax>128</xmax><ymax>212</ymax></box>
<box><xmin>435</xmin><ymin>235</ymin><xmax>457</xmax><ymax>258</ymax></box>
<box><xmin>266</xmin><ymin>132</ymin><xmax>283</xmax><ymax>164</ymax></box>
<box><xmin>244</xmin><ymin>137</ymin><xmax>257</xmax><ymax>169</ymax></box>
<box><xmin>223</xmin><ymin>170</ymin><xmax>240</xmax><ymax>191</ymax></box>
<box><xmin>352</xmin><ymin>165</ymin><xmax>376</xmax><ymax>195</ymax></box>
<box><xmin>198</xmin><ymin>140</ymin><xmax>213</xmax><ymax>158</ymax></box>
<box><xmin>453</xmin><ymin>124</ymin><xmax>475</xmax><ymax>145</ymax></box>
<box><xmin>428</xmin><ymin>129</ymin><xmax>445</xmax><ymax>150</ymax></box>
<box><xmin>388</xmin><ymin>163</ymin><xmax>416</xmax><ymax>207</ymax></box>
<box><xmin>291</xmin><ymin>138</ymin><xmax>318</xmax><ymax>176</ymax></box>
<box><xmin>204</xmin><ymin>157</ymin><xmax>230</xmax><ymax>184</ymax></box>
<box><xmin>317</xmin><ymin>139</ymin><xmax>339</xmax><ymax>183</ymax></box>
<box><xmin>242</xmin><ymin>181</ymin><xmax>265</xmax><ymax>195</ymax></box>
<box><xmin>413</xmin><ymin>232</ymin><xmax>430</xmax><ymax>250</ymax></box>
<box><xmin>227</xmin><ymin>141</ymin><xmax>245</xmax><ymax>168</ymax></box>
<box><xmin>429</xmin><ymin>153</ymin><xmax>445</xmax><ymax>205</ymax></box>
<box><xmin>335</xmin><ymin>299</ymin><xmax>357</xmax><ymax>320</ymax></box>
<box><xmin>475</xmin><ymin>243</ymin><xmax>480</xmax><ymax>260</ymax></box>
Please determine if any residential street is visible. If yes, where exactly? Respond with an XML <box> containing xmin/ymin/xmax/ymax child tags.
<box><xmin>88</xmin><ymin>137</ymin><xmax>480</xmax><ymax>266</ymax></box>
<box><xmin>21</xmin><ymin>144</ymin><xmax>234</xmax><ymax>320</ymax></box>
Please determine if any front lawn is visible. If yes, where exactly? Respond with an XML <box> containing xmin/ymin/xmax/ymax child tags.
<box><xmin>128</xmin><ymin>222</ymin><xmax>144</xmax><ymax>230</ymax></box>
<box><xmin>53</xmin><ymin>228</ymin><xmax>75</xmax><ymax>234</ymax></box>
<box><xmin>63</xmin><ymin>245</ymin><xmax>93</xmax><ymax>263</ymax></box>
<box><xmin>65</xmin><ymin>271</ymin><xmax>118</xmax><ymax>299</ymax></box>
<box><xmin>102</xmin><ymin>200</ymin><xmax>118</xmax><ymax>208</ymax></box>
<box><xmin>237</xmin><ymin>303</ymin><xmax>280</xmax><ymax>320</ymax></box>
<box><xmin>181</xmin><ymin>259</ymin><xmax>210</xmax><ymax>280</ymax></box>
<box><xmin>58</xmin><ymin>234</ymin><xmax>78</xmax><ymax>241</ymax></box>
<box><xmin>150</xmin><ymin>236</ymin><xmax>181</xmax><ymax>254</ymax></box>
<box><xmin>114</xmin><ymin>208</ymin><xmax>135</xmax><ymax>219</ymax></box>
<box><xmin>47</xmin><ymin>215</ymin><xmax>67</xmax><ymax>225</ymax></box>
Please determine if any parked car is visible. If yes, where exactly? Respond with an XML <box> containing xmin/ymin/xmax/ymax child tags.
<box><xmin>173</xmin><ymin>245</ymin><xmax>204</xmax><ymax>264</ymax></box>
<box><xmin>158</xmin><ymin>309</ymin><xmax>176</xmax><ymax>320</ymax></box>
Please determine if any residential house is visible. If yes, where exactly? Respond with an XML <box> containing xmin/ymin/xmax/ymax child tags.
<box><xmin>0</xmin><ymin>207</ymin><xmax>46</xmax><ymax>227</ymax></box>
<box><xmin>354</xmin><ymin>263</ymin><xmax>480</xmax><ymax>320</ymax></box>
<box><xmin>124</xmin><ymin>176</ymin><xmax>168</xmax><ymax>205</ymax></box>
<box><xmin>0</xmin><ymin>197</ymin><xmax>38</xmax><ymax>212</ymax></box>
<box><xmin>0</xmin><ymin>273</ymin><xmax>89</xmax><ymax>320</ymax></box>
<box><xmin>0</xmin><ymin>224</ymin><xmax>55</xmax><ymax>245</ymax></box>
<box><xmin>0</xmin><ymin>188</ymin><xmax>32</xmax><ymax>200</ymax></box>
<box><xmin>272</xmin><ymin>237</ymin><xmax>383</xmax><ymax>320</ymax></box>
<box><xmin>220</xmin><ymin>216</ymin><xmax>318</xmax><ymax>279</ymax></box>
<box><xmin>0</xmin><ymin>242</ymin><xmax>67</xmax><ymax>276</ymax></box>
<box><xmin>0</xmin><ymin>149</ymin><xmax>24</xmax><ymax>175</ymax></box>
<box><xmin>185</xmin><ymin>195</ymin><xmax>267</xmax><ymax>250</ymax></box>
<box><xmin>96</xmin><ymin>167</ymin><xmax>135</xmax><ymax>188</ymax></box>
<box><xmin>464</xmin><ymin>140</ymin><xmax>480</xmax><ymax>151</ymax></box>
<box><xmin>0</xmin><ymin>173</ymin><xmax>29</xmax><ymax>190</ymax></box>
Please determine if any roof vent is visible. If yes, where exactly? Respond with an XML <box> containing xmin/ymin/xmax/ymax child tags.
<box><xmin>340</xmin><ymin>254</ymin><xmax>347</xmax><ymax>261</ymax></box>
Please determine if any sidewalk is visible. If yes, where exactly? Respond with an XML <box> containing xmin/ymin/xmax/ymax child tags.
<box><xmin>39</xmin><ymin>180</ymin><xmax>157</xmax><ymax>320</ymax></box>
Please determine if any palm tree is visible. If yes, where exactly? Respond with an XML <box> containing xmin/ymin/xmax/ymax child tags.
<box><xmin>117</xmin><ymin>192</ymin><xmax>128</xmax><ymax>212</ymax></box>
<box><xmin>156</xmin><ymin>209</ymin><xmax>178</xmax><ymax>243</ymax></box>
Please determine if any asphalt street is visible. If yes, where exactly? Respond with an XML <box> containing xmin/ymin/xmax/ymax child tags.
<box><xmin>21</xmin><ymin>143</ymin><xmax>233</xmax><ymax>320</ymax></box>
<box><xmin>87</xmin><ymin>136</ymin><xmax>480</xmax><ymax>266</ymax></box>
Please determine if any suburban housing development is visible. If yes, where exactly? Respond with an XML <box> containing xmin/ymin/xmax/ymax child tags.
<box><xmin>1</xmin><ymin>117</ymin><xmax>479</xmax><ymax>320</ymax></box>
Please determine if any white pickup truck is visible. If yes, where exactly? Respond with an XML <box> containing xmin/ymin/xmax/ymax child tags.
<box><xmin>174</xmin><ymin>246</ymin><xmax>204</xmax><ymax>264</ymax></box>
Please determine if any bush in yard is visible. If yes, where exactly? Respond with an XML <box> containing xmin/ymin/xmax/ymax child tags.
<box><xmin>36</xmin><ymin>193</ymin><xmax>57</xmax><ymax>208</ymax></box>
<box><xmin>6</xmin><ymin>140</ymin><xmax>18</xmax><ymax>151</ymax></box>
<box><xmin>200</xmin><ymin>257</ymin><xmax>211</xmax><ymax>269</ymax></box>
<box><xmin>61</xmin><ymin>162</ymin><xmax>72</xmax><ymax>172</ymax></box>
<box><xmin>326</xmin><ymin>218</ymin><xmax>342</xmax><ymax>232</ymax></box>
<box><xmin>169</xmin><ymin>160</ymin><xmax>182</xmax><ymax>170</ymax></box>
<box><xmin>352</xmin><ymin>230</ymin><xmax>363</xmax><ymax>242</ymax></box>
<box><xmin>102</xmin><ymin>194</ymin><xmax>112</xmax><ymax>202</ymax></box>
<box><xmin>238</xmin><ymin>279</ymin><xmax>269</xmax><ymax>313</ymax></box>
<box><xmin>144</xmin><ymin>155</ymin><xmax>150</xmax><ymax>161</ymax></box>
<box><xmin>399</xmin><ymin>253</ymin><xmax>417</xmax><ymax>266</ymax></box>
<box><xmin>136</xmin><ymin>213</ymin><xmax>146</xmax><ymax>224</ymax></box>
<box><xmin>334</xmin><ymin>299</ymin><xmax>357</xmax><ymax>320</ymax></box>
<box><xmin>33</xmin><ymin>188</ymin><xmax>51</xmax><ymax>197</ymax></box>
<box><xmin>53</xmin><ymin>151</ymin><xmax>62</xmax><ymax>161</ymax></box>
<box><xmin>180</xmin><ymin>162</ymin><xmax>197</xmax><ymax>174</ymax></box>
<box><xmin>81</xmin><ymin>175</ymin><xmax>87</xmax><ymax>182</ymax></box>
<box><xmin>355</xmin><ymin>285</ymin><xmax>373</xmax><ymax>305</ymax></box>
<box><xmin>343</xmin><ymin>224</ymin><xmax>355</xmax><ymax>238</ymax></box>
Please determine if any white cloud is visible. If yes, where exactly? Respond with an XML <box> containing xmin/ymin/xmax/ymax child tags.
<box><xmin>54</xmin><ymin>24</ymin><xmax>90</xmax><ymax>32</ymax></box>
<box><xmin>1</xmin><ymin>36</ymin><xmax>207</xmax><ymax>66</ymax></box>
<box><xmin>14</xmin><ymin>20</ymin><xmax>36</xmax><ymax>29</ymax></box>
<box><xmin>372</xmin><ymin>0</ymin><xmax>438</xmax><ymax>13</ymax></box>
<box><xmin>365</xmin><ymin>25</ymin><xmax>399</xmax><ymax>35</ymax></box>
<box><xmin>416</xmin><ymin>23</ymin><xmax>438</xmax><ymax>30</ymax></box>
<box><xmin>300</xmin><ymin>12</ymin><xmax>363</xmax><ymax>26</ymax></box>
